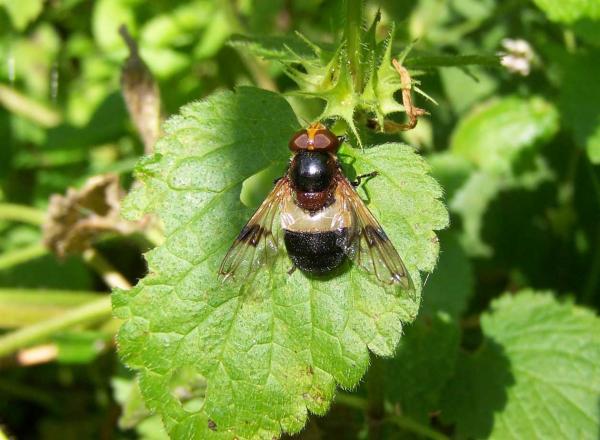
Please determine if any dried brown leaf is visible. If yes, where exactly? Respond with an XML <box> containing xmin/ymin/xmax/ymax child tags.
<box><xmin>43</xmin><ymin>174</ymin><xmax>139</xmax><ymax>257</ymax></box>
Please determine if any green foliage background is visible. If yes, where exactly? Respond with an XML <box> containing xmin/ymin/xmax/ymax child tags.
<box><xmin>0</xmin><ymin>0</ymin><xmax>599</xmax><ymax>439</ymax></box>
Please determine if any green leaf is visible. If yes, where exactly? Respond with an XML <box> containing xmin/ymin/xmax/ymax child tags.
<box><xmin>532</xmin><ymin>0</ymin><xmax>600</xmax><ymax>23</ymax></box>
<box><xmin>421</xmin><ymin>231</ymin><xmax>473</xmax><ymax>320</ymax></box>
<box><xmin>53</xmin><ymin>330</ymin><xmax>108</xmax><ymax>364</ymax></box>
<box><xmin>0</xmin><ymin>0</ymin><xmax>43</xmax><ymax>30</ymax></box>
<box><xmin>450</xmin><ymin>159</ymin><xmax>554</xmax><ymax>256</ymax></box>
<box><xmin>448</xmin><ymin>96</ymin><xmax>558</xmax><ymax>256</ymax></box>
<box><xmin>559</xmin><ymin>51</ymin><xmax>600</xmax><ymax>164</ymax></box>
<box><xmin>450</xmin><ymin>96</ymin><xmax>559</xmax><ymax>174</ymax></box>
<box><xmin>441</xmin><ymin>290</ymin><xmax>600</xmax><ymax>439</ymax></box>
<box><xmin>92</xmin><ymin>0</ymin><xmax>137</xmax><ymax>53</ymax></box>
<box><xmin>439</xmin><ymin>67</ymin><xmax>497</xmax><ymax>114</ymax></box>
<box><xmin>383</xmin><ymin>312</ymin><xmax>460</xmax><ymax>422</ymax></box>
<box><xmin>113</xmin><ymin>87</ymin><xmax>447</xmax><ymax>439</ymax></box>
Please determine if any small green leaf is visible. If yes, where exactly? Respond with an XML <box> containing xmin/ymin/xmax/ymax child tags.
<box><xmin>53</xmin><ymin>330</ymin><xmax>108</xmax><ymax>364</ymax></box>
<box><xmin>441</xmin><ymin>290</ymin><xmax>600</xmax><ymax>439</ymax></box>
<box><xmin>532</xmin><ymin>0</ymin><xmax>600</xmax><ymax>23</ymax></box>
<box><xmin>228</xmin><ymin>34</ymin><xmax>324</xmax><ymax>61</ymax></box>
<box><xmin>112</xmin><ymin>377</ymin><xmax>170</xmax><ymax>439</ymax></box>
<box><xmin>114</xmin><ymin>87</ymin><xmax>447</xmax><ymax>439</ymax></box>
<box><xmin>0</xmin><ymin>0</ymin><xmax>43</xmax><ymax>30</ymax></box>
<box><xmin>451</xmin><ymin>96</ymin><xmax>559</xmax><ymax>174</ymax></box>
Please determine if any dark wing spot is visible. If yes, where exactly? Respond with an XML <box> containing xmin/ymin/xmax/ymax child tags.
<box><xmin>236</xmin><ymin>224</ymin><xmax>254</xmax><ymax>241</ymax></box>
<box><xmin>236</xmin><ymin>224</ymin><xmax>268</xmax><ymax>247</ymax></box>
<box><xmin>208</xmin><ymin>419</ymin><xmax>217</xmax><ymax>431</ymax></box>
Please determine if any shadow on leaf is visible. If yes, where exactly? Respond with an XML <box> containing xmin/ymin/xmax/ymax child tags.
<box><xmin>439</xmin><ymin>337</ymin><xmax>514</xmax><ymax>438</ymax></box>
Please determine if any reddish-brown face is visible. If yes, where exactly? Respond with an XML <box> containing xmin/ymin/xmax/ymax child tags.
<box><xmin>288</xmin><ymin>122</ymin><xmax>340</xmax><ymax>153</ymax></box>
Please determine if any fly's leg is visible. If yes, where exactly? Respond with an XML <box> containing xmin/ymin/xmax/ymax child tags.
<box><xmin>287</xmin><ymin>264</ymin><xmax>297</xmax><ymax>276</ymax></box>
<box><xmin>352</xmin><ymin>171</ymin><xmax>379</xmax><ymax>187</ymax></box>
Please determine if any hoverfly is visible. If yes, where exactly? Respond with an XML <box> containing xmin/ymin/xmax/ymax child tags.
<box><xmin>219</xmin><ymin>122</ymin><xmax>414</xmax><ymax>291</ymax></box>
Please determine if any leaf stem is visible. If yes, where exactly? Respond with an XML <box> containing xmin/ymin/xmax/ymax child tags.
<box><xmin>335</xmin><ymin>392</ymin><xmax>368</xmax><ymax>410</ymax></box>
<box><xmin>82</xmin><ymin>248</ymin><xmax>132</xmax><ymax>290</ymax></box>
<box><xmin>0</xmin><ymin>296</ymin><xmax>112</xmax><ymax>357</ymax></box>
<box><xmin>0</xmin><ymin>243</ymin><xmax>48</xmax><ymax>271</ymax></box>
<box><xmin>0</xmin><ymin>84</ymin><xmax>62</xmax><ymax>128</ymax></box>
<box><xmin>345</xmin><ymin>0</ymin><xmax>364</xmax><ymax>90</ymax></box>
<box><xmin>0</xmin><ymin>203</ymin><xmax>45</xmax><ymax>225</ymax></box>
<box><xmin>0</xmin><ymin>288</ymin><xmax>101</xmax><ymax>328</ymax></box>
<box><xmin>385</xmin><ymin>415</ymin><xmax>450</xmax><ymax>440</ymax></box>
<box><xmin>0</xmin><ymin>377</ymin><xmax>56</xmax><ymax>409</ymax></box>
<box><xmin>336</xmin><ymin>391</ymin><xmax>449</xmax><ymax>440</ymax></box>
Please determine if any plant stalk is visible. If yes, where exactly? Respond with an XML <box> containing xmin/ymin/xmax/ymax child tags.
<box><xmin>336</xmin><ymin>391</ymin><xmax>448</xmax><ymax>440</ymax></box>
<box><xmin>0</xmin><ymin>85</ymin><xmax>62</xmax><ymax>128</ymax></box>
<box><xmin>0</xmin><ymin>203</ymin><xmax>45</xmax><ymax>225</ymax></box>
<box><xmin>0</xmin><ymin>243</ymin><xmax>48</xmax><ymax>272</ymax></box>
<box><xmin>0</xmin><ymin>288</ymin><xmax>101</xmax><ymax>328</ymax></box>
<box><xmin>0</xmin><ymin>296</ymin><xmax>112</xmax><ymax>357</ymax></box>
<box><xmin>345</xmin><ymin>0</ymin><xmax>364</xmax><ymax>90</ymax></box>
<box><xmin>386</xmin><ymin>415</ymin><xmax>450</xmax><ymax>440</ymax></box>
<box><xmin>82</xmin><ymin>248</ymin><xmax>132</xmax><ymax>290</ymax></box>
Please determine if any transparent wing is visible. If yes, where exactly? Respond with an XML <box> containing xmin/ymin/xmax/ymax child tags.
<box><xmin>219</xmin><ymin>178</ymin><xmax>289</xmax><ymax>283</ymax></box>
<box><xmin>338</xmin><ymin>176</ymin><xmax>415</xmax><ymax>291</ymax></box>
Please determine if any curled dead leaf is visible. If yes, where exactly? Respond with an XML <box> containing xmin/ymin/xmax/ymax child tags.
<box><xmin>43</xmin><ymin>174</ymin><xmax>140</xmax><ymax>257</ymax></box>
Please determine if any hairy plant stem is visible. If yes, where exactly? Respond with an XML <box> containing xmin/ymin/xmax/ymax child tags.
<box><xmin>0</xmin><ymin>203</ymin><xmax>45</xmax><ymax>225</ymax></box>
<box><xmin>345</xmin><ymin>0</ymin><xmax>364</xmax><ymax>91</ymax></box>
<box><xmin>0</xmin><ymin>243</ymin><xmax>48</xmax><ymax>271</ymax></box>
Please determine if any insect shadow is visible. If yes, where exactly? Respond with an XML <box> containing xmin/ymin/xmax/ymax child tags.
<box><xmin>337</xmin><ymin>153</ymin><xmax>378</xmax><ymax>205</ymax></box>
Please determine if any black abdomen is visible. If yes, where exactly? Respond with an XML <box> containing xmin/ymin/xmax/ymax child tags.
<box><xmin>283</xmin><ymin>228</ymin><xmax>349</xmax><ymax>274</ymax></box>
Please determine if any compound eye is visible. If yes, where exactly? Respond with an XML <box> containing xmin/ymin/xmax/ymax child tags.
<box><xmin>289</xmin><ymin>131</ymin><xmax>309</xmax><ymax>151</ymax></box>
<box><xmin>314</xmin><ymin>130</ymin><xmax>339</xmax><ymax>151</ymax></box>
